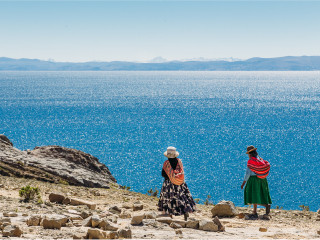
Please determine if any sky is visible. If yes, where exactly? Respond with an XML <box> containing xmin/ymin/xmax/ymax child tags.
<box><xmin>0</xmin><ymin>0</ymin><xmax>320</xmax><ymax>62</ymax></box>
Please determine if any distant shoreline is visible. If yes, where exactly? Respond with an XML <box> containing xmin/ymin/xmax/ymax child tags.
<box><xmin>1</xmin><ymin>56</ymin><xmax>320</xmax><ymax>71</ymax></box>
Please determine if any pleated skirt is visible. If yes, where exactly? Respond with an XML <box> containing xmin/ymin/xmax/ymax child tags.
<box><xmin>244</xmin><ymin>176</ymin><xmax>272</xmax><ymax>205</ymax></box>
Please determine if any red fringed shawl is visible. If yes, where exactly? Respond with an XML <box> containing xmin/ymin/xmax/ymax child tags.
<box><xmin>247</xmin><ymin>157</ymin><xmax>270</xmax><ymax>179</ymax></box>
<box><xmin>163</xmin><ymin>158</ymin><xmax>185</xmax><ymax>185</ymax></box>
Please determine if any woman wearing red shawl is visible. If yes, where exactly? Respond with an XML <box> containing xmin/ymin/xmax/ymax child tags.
<box><xmin>158</xmin><ymin>146</ymin><xmax>196</xmax><ymax>221</ymax></box>
<box><xmin>241</xmin><ymin>146</ymin><xmax>272</xmax><ymax>220</ymax></box>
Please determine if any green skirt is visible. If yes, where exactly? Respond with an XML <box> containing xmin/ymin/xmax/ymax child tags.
<box><xmin>244</xmin><ymin>176</ymin><xmax>272</xmax><ymax>205</ymax></box>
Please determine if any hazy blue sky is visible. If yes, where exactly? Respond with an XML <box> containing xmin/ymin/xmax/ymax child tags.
<box><xmin>1</xmin><ymin>0</ymin><xmax>320</xmax><ymax>62</ymax></box>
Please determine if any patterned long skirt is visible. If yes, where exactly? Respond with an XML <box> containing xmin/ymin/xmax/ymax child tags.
<box><xmin>158</xmin><ymin>179</ymin><xmax>196</xmax><ymax>216</ymax></box>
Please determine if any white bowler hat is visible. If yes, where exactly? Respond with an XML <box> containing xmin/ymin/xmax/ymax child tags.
<box><xmin>164</xmin><ymin>146</ymin><xmax>179</xmax><ymax>158</ymax></box>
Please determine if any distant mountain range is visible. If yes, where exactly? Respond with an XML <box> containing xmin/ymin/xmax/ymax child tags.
<box><xmin>1</xmin><ymin>56</ymin><xmax>320</xmax><ymax>71</ymax></box>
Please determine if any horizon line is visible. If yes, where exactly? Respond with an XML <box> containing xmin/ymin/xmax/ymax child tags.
<box><xmin>1</xmin><ymin>55</ymin><xmax>320</xmax><ymax>64</ymax></box>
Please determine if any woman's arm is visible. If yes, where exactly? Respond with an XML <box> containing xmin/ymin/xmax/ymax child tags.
<box><xmin>162</xmin><ymin>169</ymin><xmax>169</xmax><ymax>179</ymax></box>
<box><xmin>241</xmin><ymin>167</ymin><xmax>252</xmax><ymax>189</ymax></box>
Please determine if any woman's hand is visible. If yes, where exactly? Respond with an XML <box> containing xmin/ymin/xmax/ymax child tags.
<box><xmin>241</xmin><ymin>181</ymin><xmax>246</xmax><ymax>189</ymax></box>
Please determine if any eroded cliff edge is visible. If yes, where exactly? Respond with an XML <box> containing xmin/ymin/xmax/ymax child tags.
<box><xmin>0</xmin><ymin>134</ymin><xmax>116</xmax><ymax>188</ymax></box>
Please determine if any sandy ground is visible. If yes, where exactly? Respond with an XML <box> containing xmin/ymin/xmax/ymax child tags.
<box><xmin>0</xmin><ymin>175</ymin><xmax>319</xmax><ymax>239</ymax></box>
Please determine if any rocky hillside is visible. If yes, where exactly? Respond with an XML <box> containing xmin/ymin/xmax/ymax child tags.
<box><xmin>0</xmin><ymin>175</ymin><xmax>320</xmax><ymax>239</ymax></box>
<box><xmin>0</xmin><ymin>135</ymin><xmax>116</xmax><ymax>188</ymax></box>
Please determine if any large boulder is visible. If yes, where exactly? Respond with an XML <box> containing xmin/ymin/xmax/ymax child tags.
<box><xmin>211</xmin><ymin>200</ymin><xmax>238</xmax><ymax>217</ymax></box>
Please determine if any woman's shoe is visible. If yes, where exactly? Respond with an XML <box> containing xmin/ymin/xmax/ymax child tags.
<box><xmin>245</xmin><ymin>213</ymin><xmax>258</xmax><ymax>220</ymax></box>
<box><xmin>261</xmin><ymin>214</ymin><xmax>270</xmax><ymax>220</ymax></box>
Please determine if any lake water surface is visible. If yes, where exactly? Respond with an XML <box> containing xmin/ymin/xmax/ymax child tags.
<box><xmin>0</xmin><ymin>71</ymin><xmax>319</xmax><ymax>211</ymax></box>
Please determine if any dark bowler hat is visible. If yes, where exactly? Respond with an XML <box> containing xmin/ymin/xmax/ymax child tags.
<box><xmin>246</xmin><ymin>145</ymin><xmax>257</xmax><ymax>154</ymax></box>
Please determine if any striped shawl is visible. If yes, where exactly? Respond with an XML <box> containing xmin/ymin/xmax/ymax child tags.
<box><xmin>163</xmin><ymin>158</ymin><xmax>185</xmax><ymax>185</ymax></box>
<box><xmin>247</xmin><ymin>157</ymin><xmax>270</xmax><ymax>179</ymax></box>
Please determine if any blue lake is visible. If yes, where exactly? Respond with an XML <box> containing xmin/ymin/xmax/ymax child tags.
<box><xmin>0</xmin><ymin>71</ymin><xmax>319</xmax><ymax>211</ymax></box>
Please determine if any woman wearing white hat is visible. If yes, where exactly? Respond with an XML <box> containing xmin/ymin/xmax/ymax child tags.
<box><xmin>158</xmin><ymin>146</ymin><xmax>196</xmax><ymax>221</ymax></box>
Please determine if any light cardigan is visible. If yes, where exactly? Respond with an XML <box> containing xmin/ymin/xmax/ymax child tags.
<box><xmin>244</xmin><ymin>167</ymin><xmax>256</xmax><ymax>182</ymax></box>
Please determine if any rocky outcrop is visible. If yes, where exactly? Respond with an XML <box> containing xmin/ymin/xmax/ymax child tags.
<box><xmin>0</xmin><ymin>135</ymin><xmax>116</xmax><ymax>188</ymax></box>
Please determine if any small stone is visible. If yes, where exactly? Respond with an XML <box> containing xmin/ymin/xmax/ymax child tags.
<box><xmin>81</xmin><ymin>211</ymin><xmax>92</xmax><ymax>219</ymax></box>
<box><xmin>66</xmin><ymin>222</ymin><xmax>74</xmax><ymax>227</ymax></box>
<box><xmin>22</xmin><ymin>213</ymin><xmax>29</xmax><ymax>217</ymax></box>
<box><xmin>133</xmin><ymin>204</ymin><xmax>143</xmax><ymax>211</ymax></box>
<box><xmin>87</xmin><ymin>228</ymin><xmax>107</xmax><ymax>239</ymax></box>
<box><xmin>2</xmin><ymin>225</ymin><xmax>23</xmax><ymax>237</ymax></box>
<box><xmin>42</xmin><ymin>214</ymin><xmax>68</xmax><ymax>229</ymax></box>
<box><xmin>3</xmin><ymin>212</ymin><xmax>18</xmax><ymax>217</ymax></box>
<box><xmin>65</xmin><ymin>213</ymin><xmax>83</xmax><ymax>221</ymax></box>
<box><xmin>91</xmin><ymin>215</ymin><xmax>101</xmax><ymax>228</ymax></box>
<box><xmin>82</xmin><ymin>216</ymin><xmax>92</xmax><ymax>227</ymax></box>
<box><xmin>172</xmin><ymin>220</ymin><xmax>186</xmax><ymax>228</ymax></box>
<box><xmin>186</xmin><ymin>220</ymin><xmax>199</xmax><ymax>229</ymax></box>
<box><xmin>68</xmin><ymin>209</ymin><xmax>80</xmax><ymax>215</ymax></box>
<box><xmin>199</xmin><ymin>219</ymin><xmax>218</xmax><ymax>232</ymax></box>
<box><xmin>73</xmin><ymin>232</ymin><xmax>87</xmax><ymax>239</ymax></box>
<box><xmin>175</xmin><ymin>229</ymin><xmax>183</xmax><ymax>235</ymax></box>
<box><xmin>156</xmin><ymin>217</ymin><xmax>173</xmax><ymax>225</ymax></box>
<box><xmin>238</xmin><ymin>213</ymin><xmax>245</xmax><ymax>219</ymax></box>
<box><xmin>144</xmin><ymin>211</ymin><xmax>157</xmax><ymax>219</ymax></box>
<box><xmin>27</xmin><ymin>215</ymin><xmax>42</xmax><ymax>226</ymax></box>
<box><xmin>170</xmin><ymin>222</ymin><xmax>182</xmax><ymax>229</ymax></box>
<box><xmin>99</xmin><ymin>219</ymin><xmax>119</xmax><ymax>231</ymax></box>
<box><xmin>213</xmin><ymin>216</ymin><xmax>225</xmax><ymax>231</ymax></box>
<box><xmin>259</xmin><ymin>227</ymin><xmax>268</xmax><ymax>232</ymax></box>
<box><xmin>0</xmin><ymin>218</ymin><xmax>11</xmax><ymax>224</ymax></box>
<box><xmin>109</xmin><ymin>205</ymin><xmax>122</xmax><ymax>215</ymax></box>
<box><xmin>49</xmin><ymin>193</ymin><xmax>65</xmax><ymax>204</ymax></box>
<box><xmin>121</xmin><ymin>203</ymin><xmax>133</xmax><ymax>209</ymax></box>
<box><xmin>66</xmin><ymin>198</ymin><xmax>96</xmax><ymax>210</ymax></box>
<box><xmin>131</xmin><ymin>213</ymin><xmax>145</xmax><ymax>225</ymax></box>
<box><xmin>118</xmin><ymin>228</ymin><xmax>132</xmax><ymax>239</ymax></box>
<box><xmin>107</xmin><ymin>231</ymin><xmax>119</xmax><ymax>239</ymax></box>
<box><xmin>119</xmin><ymin>210</ymin><xmax>132</xmax><ymax>219</ymax></box>
<box><xmin>110</xmin><ymin>215</ymin><xmax>118</xmax><ymax>224</ymax></box>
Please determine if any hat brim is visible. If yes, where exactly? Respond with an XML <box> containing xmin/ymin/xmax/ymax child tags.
<box><xmin>164</xmin><ymin>151</ymin><xmax>179</xmax><ymax>158</ymax></box>
<box><xmin>246</xmin><ymin>148</ymin><xmax>257</xmax><ymax>154</ymax></box>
